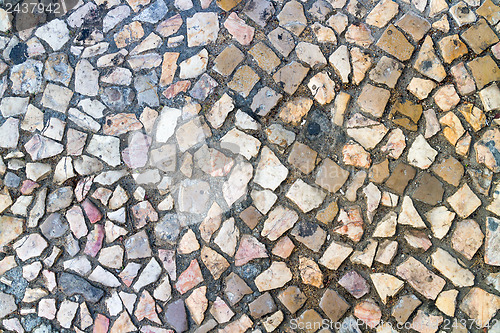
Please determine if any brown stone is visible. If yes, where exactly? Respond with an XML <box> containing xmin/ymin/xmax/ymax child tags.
<box><xmin>412</xmin><ymin>172</ymin><xmax>444</xmax><ymax>205</ymax></box>
<box><xmin>315</xmin><ymin>158</ymin><xmax>349</xmax><ymax>193</ymax></box>
<box><xmin>248</xmin><ymin>292</ymin><xmax>277</xmax><ymax>319</ymax></box>
<box><xmin>213</xmin><ymin>45</ymin><xmax>244</xmax><ymax>76</ymax></box>
<box><xmin>438</xmin><ymin>35</ymin><xmax>468</xmax><ymax>63</ymax></box>
<box><xmin>432</xmin><ymin>156</ymin><xmax>464</xmax><ymax>187</ymax></box>
<box><xmin>288</xmin><ymin>142</ymin><xmax>317</xmax><ymax>174</ymax></box>
<box><xmin>277</xmin><ymin>286</ymin><xmax>306</xmax><ymax>314</ymax></box>
<box><xmin>357</xmin><ymin>84</ymin><xmax>391</xmax><ymax>118</ymax></box>
<box><xmin>239</xmin><ymin>206</ymin><xmax>262</xmax><ymax>230</ymax></box>
<box><xmin>316</xmin><ymin>200</ymin><xmax>339</xmax><ymax>224</ymax></box>
<box><xmin>391</xmin><ymin>294</ymin><xmax>421</xmax><ymax>324</ymax></box>
<box><xmin>224</xmin><ymin>273</ymin><xmax>252</xmax><ymax>306</ymax></box>
<box><xmin>228</xmin><ymin>65</ymin><xmax>259</xmax><ymax>97</ymax></box>
<box><xmin>376</xmin><ymin>24</ymin><xmax>415</xmax><ymax>61</ymax></box>
<box><xmin>467</xmin><ymin>55</ymin><xmax>500</xmax><ymax>90</ymax></box>
<box><xmin>369</xmin><ymin>159</ymin><xmax>390</xmax><ymax>183</ymax></box>
<box><xmin>319</xmin><ymin>289</ymin><xmax>350</xmax><ymax>322</ymax></box>
<box><xmin>395</xmin><ymin>12</ymin><xmax>430</xmax><ymax>41</ymax></box>
<box><xmin>461</xmin><ymin>18</ymin><xmax>499</xmax><ymax>54</ymax></box>
<box><xmin>273</xmin><ymin>61</ymin><xmax>309</xmax><ymax>95</ymax></box>
<box><xmin>385</xmin><ymin>163</ymin><xmax>416</xmax><ymax>195</ymax></box>
<box><xmin>249</xmin><ymin>42</ymin><xmax>280</xmax><ymax>74</ymax></box>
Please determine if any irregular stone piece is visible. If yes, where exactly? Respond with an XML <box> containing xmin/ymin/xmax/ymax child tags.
<box><xmin>286</xmin><ymin>179</ymin><xmax>326</xmax><ymax>213</ymax></box>
<box><xmin>255</xmin><ymin>262</ymin><xmax>292</xmax><ymax>291</ymax></box>
<box><xmin>277</xmin><ymin>0</ymin><xmax>307</xmax><ymax>36</ymax></box>
<box><xmin>396</xmin><ymin>256</ymin><xmax>446</xmax><ymax>300</ymax></box>
<box><xmin>414</xmin><ymin>36</ymin><xmax>446</xmax><ymax>82</ymax></box>
<box><xmin>407</xmin><ymin>135</ymin><xmax>437</xmax><ymax>169</ymax></box>
<box><xmin>460</xmin><ymin>287</ymin><xmax>500</xmax><ymax>327</ymax></box>
<box><xmin>447</xmin><ymin>184</ymin><xmax>481</xmax><ymax>219</ymax></box>
<box><xmin>187</xmin><ymin>12</ymin><xmax>219</xmax><ymax>47</ymax></box>
<box><xmin>475</xmin><ymin>128</ymin><xmax>500</xmax><ymax>172</ymax></box>
<box><xmin>376</xmin><ymin>25</ymin><xmax>414</xmax><ymax>61</ymax></box>
<box><xmin>319</xmin><ymin>240</ymin><xmax>353</xmax><ymax>270</ymax></box>
<box><xmin>431</xmin><ymin>247</ymin><xmax>474</xmax><ymax>287</ymax></box>
<box><xmin>59</xmin><ymin>272</ymin><xmax>104</xmax><ymax>303</ymax></box>
<box><xmin>320</xmin><ymin>289</ymin><xmax>350</xmax><ymax>322</ymax></box>
<box><xmin>485</xmin><ymin>217</ymin><xmax>500</xmax><ymax>266</ymax></box>
<box><xmin>273</xmin><ymin>62</ymin><xmax>309</xmax><ymax>95</ymax></box>
<box><xmin>224</xmin><ymin>12</ymin><xmax>255</xmax><ymax>45</ymax></box>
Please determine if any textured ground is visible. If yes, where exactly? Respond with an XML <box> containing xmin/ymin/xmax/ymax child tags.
<box><xmin>0</xmin><ymin>0</ymin><xmax>500</xmax><ymax>332</ymax></box>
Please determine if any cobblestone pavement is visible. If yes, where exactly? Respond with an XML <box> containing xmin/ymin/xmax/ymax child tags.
<box><xmin>0</xmin><ymin>0</ymin><xmax>500</xmax><ymax>332</ymax></box>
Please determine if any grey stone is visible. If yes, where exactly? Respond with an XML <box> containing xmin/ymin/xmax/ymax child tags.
<box><xmin>59</xmin><ymin>272</ymin><xmax>104</xmax><ymax>303</ymax></box>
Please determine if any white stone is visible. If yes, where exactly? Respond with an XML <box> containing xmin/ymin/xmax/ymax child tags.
<box><xmin>35</xmin><ymin>19</ymin><xmax>70</xmax><ymax>51</ymax></box>
<box><xmin>329</xmin><ymin>45</ymin><xmax>351</xmax><ymax>83</ymax></box>
<box><xmin>89</xmin><ymin>266</ymin><xmax>121</xmax><ymax>287</ymax></box>
<box><xmin>286</xmin><ymin>179</ymin><xmax>326</xmax><ymax>213</ymax></box>
<box><xmin>254</xmin><ymin>147</ymin><xmax>288</xmax><ymax>190</ymax></box>
<box><xmin>220</xmin><ymin>128</ymin><xmax>261</xmax><ymax>160</ymax></box>
<box><xmin>251</xmin><ymin>189</ymin><xmax>277</xmax><ymax>215</ymax></box>
<box><xmin>180</xmin><ymin>49</ymin><xmax>208</xmax><ymax>79</ymax></box>
<box><xmin>398</xmin><ymin>196</ymin><xmax>426</xmax><ymax>228</ymax></box>
<box><xmin>87</xmin><ymin>135</ymin><xmax>121</xmax><ymax>167</ymax></box>
<box><xmin>424</xmin><ymin>206</ymin><xmax>455</xmax><ymax>239</ymax></box>
<box><xmin>255</xmin><ymin>262</ymin><xmax>292</xmax><ymax>291</ymax></box>
<box><xmin>133</xmin><ymin>258</ymin><xmax>162</xmax><ymax>292</ymax></box>
<box><xmin>223</xmin><ymin>161</ymin><xmax>253</xmax><ymax>207</ymax></box>
<box><xmin>156</xmin><ymin>107</ymin><xmax>181</xmax><ymax>143</ymax></box>
<box><xmin>407</xmin><ymin>134</ymin><xmax>437</xmax><ymax>169</ymax></box>
<box><xmin>0</xmin><ymin>97</ymin><xmax>29</xmax><ymax>117</ymax></box>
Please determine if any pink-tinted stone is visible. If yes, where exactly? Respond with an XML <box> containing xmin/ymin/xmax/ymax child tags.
<box><xmin>175</xmin><ymin>259</ymin><xmax>203</xmax><ymax>294</ymax></box>
<box><xmin>343</xmin><ymin>141</ymin><xmax>371</xmax><ymax>168</ymax></box>
<box><xmin>338</xmin><ymin>270</ymin><xmax>370</xmax><ymax>299</ymax></box>
<box><xmin>84</xmin><ymin>224</ymin><xmax>105</xmax><ymax>257</ymax></box>
<box><xmin>234</xmin><ymin>235</ymin><xmax>268</xmax><ymax>266</ymax></box>
<box><xmin>135</xmin><ymin>290</ymin><xmax>161</xmax><ymax>324</ymax></box>
<box><xmin>354</xmin><ymin>299</ymin><xmax>382</xmax><ymax>328</ymax></box>
<box><xmin>163</xmin><ymin>81</ymin><xmax>191</xmax><ymax>99</ymax></box>
<box><xmin>82</xmin><ymin>199</ymin><xmax>102</xmax><ymax>224</ymax></box>
<box><xmin>93</xmin><ymin>314</ymin><xmax>110</xmax><ymax>333</ymax></box>
<box><xmin>156</xmin><ymin>14</ymin><xmax>183</xmax><ymax>37</ymax></box>
<box><xmin>131</xmin><ymin>201</ymin><xmax>158</xmax><ymax>229</ymax></box>
<box><xmin>103</xmin><ymin>113</ymin><xmax>143</xmax><ymax>136</ymax></box>
<box><xmin>334</xmin><ymin>207</ymin><xmax>365</xmax><ymax>242</ymax></box>
<box><xmin>122</xmin><ymin>132</ymin><xmax>152</xmax><ymax>169</ymax></box>
<box><xmin>158</xmin><ymin>249</ymin><xmax>176</xmax><ymax>281</ymax></box>
<box><xmin>224</xmin><ymin>12</ymin><xmax>255</xmax><ymax>45</ymax></box>
<box><xmin>21</xmin><ymin>180</ymin><xmax>39</xmax><ymax>195</ymax></box>
<box><xmin>272</xmin><ymin>236</ymin><xmax>295</xmax><ymax>259</ymax></box>
<box><xmin>75</xmin><ymin>177</ymin><xmax>94</xmax><ymax>203</ymax></box>
<box><xmin>119</xmin><ymin>263</ymin><xmax>141</xmax><ymax>287</ymax></box>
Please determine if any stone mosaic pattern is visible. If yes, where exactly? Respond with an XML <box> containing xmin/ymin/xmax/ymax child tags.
<box><xmin>0</xmin><ymin>0</ymin><xmax>499</xmax><ymax>332</ymax></box>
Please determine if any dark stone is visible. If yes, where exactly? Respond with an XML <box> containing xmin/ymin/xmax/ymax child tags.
<box><xmin>248</xmin><ymin>292</ymin><xmax>277</xmax><ymax>319</ymax></box>
<box><xmin>59</xmin><ymin>272</ymin><xmax>104</xmax><ymax>303</ymax></box>
<box><xmin>100</xmin><ymin>86</ymin><xmax>135</xmax><ymax>111</ymax></box>
<box><xmin>412</xmin><ymin>172</ymin><xmax>444</xmax><ymax>205</ymax></box>
<box><xmin>307</xmin><ymin>122</ymin><xmax>321</xmax><ymax>136</ymax></box>
<box><xmin>165</xmin><ymin>299</ymin><xmax>188</xmax><ymax>332</ymax></box>
<box><xmin>10</xmin><ymin>43</ymin><xmax>27</xmax><ymax>65</ymax></box>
